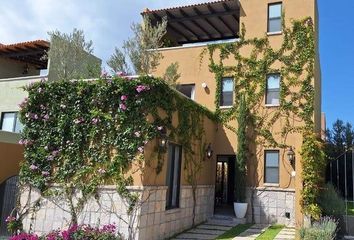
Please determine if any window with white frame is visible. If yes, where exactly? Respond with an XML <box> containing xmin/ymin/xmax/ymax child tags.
<box><xmin>220</xmin><ymin>77</ymin><xmax>234</xmax><ymax>107</ymax></box>
<box><xmin>1</xmin><ymin>112</ymin><xmax>23</xmax><ymax>133</ymax></box>
<box><xmin>266</xmin><ymin>74</ymin><xmax>280</xmax><ymax>105</ymax></box>
<box><xmin>264</xmin><ymin>150</ymin><xmax>279</xmax><ymax>184</ymax></box>
<box><xmin>177</xmin><ymin>84</ymin><xmax>195</xmax><ymax>100</ymax></box>
<box><xmin>268</xmin><ymin>3</ymin><xmax>282</xmax><ymax>33</ymax></box>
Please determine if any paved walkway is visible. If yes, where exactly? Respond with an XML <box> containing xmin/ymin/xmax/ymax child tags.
<box><xmin>274</xmin><ymin>227</ymin><xmax>296</xmax><ymax>240</ymax></box>
<box><xmin>232</xmin><ymin>224</ymin><xmax>269</xmax><ymax>240</ymax></box>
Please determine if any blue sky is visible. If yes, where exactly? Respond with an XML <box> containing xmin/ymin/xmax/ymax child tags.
<box><xmin>0</xmin><ymin>0</ymin><xmax>352</xmax><ymax>127</ymax></box>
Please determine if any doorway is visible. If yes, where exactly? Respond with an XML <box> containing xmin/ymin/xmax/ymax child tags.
<box><xmin>214</xmin><ymin>155</ymin><xmax>236</xmax><ymax>216</ymax></box>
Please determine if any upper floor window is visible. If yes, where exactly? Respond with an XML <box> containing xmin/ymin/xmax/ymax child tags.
<box><xmin>177</xmin><ymin>84</ymin><xmax>195</xmax><ymax>100</ymax></box>
<box><xmin>166</xmin><ymin>143</ymin><xmax>182</xmax><ymax>209</ymax></box>
<box><xmin>266</xmin><ymin>74</ymin><xmax>280</xmax><ymax>106</ymax></box>
<box><xmin>268</xmin><ymin>3</ymin><xmax>282</xmax><ymax>33</ymax></box>
<box><xmin>220</xmin><ymin>77</ymin><xmax>234</xmax><ymax>107</ymax></box>
<box><xmin>1</xmin><ymin>112</ymin><xmax>23</xmax><ymax>133</ymax></box>
<box><xmin>264</xmin><ymin>150</ymin><xmax>279</xmax><ymax>184</ymax></box>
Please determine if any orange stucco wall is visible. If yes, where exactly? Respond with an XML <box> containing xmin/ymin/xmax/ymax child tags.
<box><xmin>152</xmin><ymin>0</ymin><xmax>320</xmax><ymax>227</ymax></box>
<box><xmin>0</xmin><ymin>142</ymin><xmax>23</xmax><ymax>184</ymax></box>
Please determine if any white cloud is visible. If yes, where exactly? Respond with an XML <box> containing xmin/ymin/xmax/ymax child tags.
<box><xmin>0</xmin><ymin>0</ymin><xmax>214</xmax><ymax>65</ymax></box>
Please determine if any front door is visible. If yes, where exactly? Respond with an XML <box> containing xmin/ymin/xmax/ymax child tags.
<box><xmin>215</xmin><ymin>156</ymin><xmax>235</xmax><ymax>209</ymax></box>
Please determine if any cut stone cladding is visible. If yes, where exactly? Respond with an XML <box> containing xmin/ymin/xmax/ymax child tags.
<box><xmin>246</xmin><ymin>187</ymin><xmax>295</xmax><ymax>227</ymax></box>
<box><xmin>21</xmin><ymin>185</ymin><xmax>214</xmax><ymax>240</ymax></box>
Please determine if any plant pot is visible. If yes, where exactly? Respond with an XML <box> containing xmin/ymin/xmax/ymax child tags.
<box><xmin>234</xmin><ymin>202</ymin><xmax>248</xmax><ymax>218</ymax></box>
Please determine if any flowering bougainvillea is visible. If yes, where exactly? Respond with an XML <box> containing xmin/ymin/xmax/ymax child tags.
<box><xmin>18</xmin><ymin>75</ymin><xmax>215</xmax><ymax>224</ymax></box>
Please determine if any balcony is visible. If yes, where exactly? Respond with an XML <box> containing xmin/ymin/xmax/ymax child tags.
<box><xmin>142</xmin><ymin>0</ymin><xmax>240</xmax><ymax>48</ymax></box>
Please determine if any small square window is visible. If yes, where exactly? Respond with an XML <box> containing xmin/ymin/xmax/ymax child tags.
<box><xmin>266</xmin><ymin>74</ymin><xmax>280</xmax><ymax>105</ymax></box>
<box><xmin>268</xmin><ymin>3</ymin><xmax>282</xmax><ymax>33</ymax></box>
<box><xmin>265</xmin><ymin>150</ymin><xmax>279</xmax><ymax>184</ymax></box>
<box><xmin>177</xmin><ymin>84</ymin><xmax>195</xmax><ymax>100</ymax></box>
<box><xmin>220</xmin><ymin>78</ymin><xmax>234</xmax><ymax>107</ymax></box>
<box><xmin>1</xmin><ymin>112</ymin><xmax>22</xmax><ymax>133</ymax></box>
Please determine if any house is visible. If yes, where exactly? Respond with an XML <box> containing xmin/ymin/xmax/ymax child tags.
<box><xmin>15</xmin><ymin>0</ymin><xmax>321</xmax><ymax>239</ymax></box>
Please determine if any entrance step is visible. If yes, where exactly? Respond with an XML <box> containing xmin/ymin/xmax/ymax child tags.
<box><xmin>210</xmin><ymin>215</ymin><xmax>247</xmax><ymax>225</ymax></box>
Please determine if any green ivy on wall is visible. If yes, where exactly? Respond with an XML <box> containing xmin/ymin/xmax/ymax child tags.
<box><xmin>200</xmin><ymin>17</ymin><xmax>325</xmax><ymax>219</ymax></box>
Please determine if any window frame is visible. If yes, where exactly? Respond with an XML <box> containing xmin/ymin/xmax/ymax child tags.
<box><xmin>0</xmin><ymin>112</ymin><xmax>22</xmax><ymax>133</ymax></box>
<box><xmin>220</xmin><ymin>77</ymin><xmax>234</xmax><ymax>107</ymax></box>
<box><xmin>267</xmin><ymin>2</ymin><xmax>283</xmax><ymax>34</ymax></box>
<box><xmin>264</xmin><ymin>150</ymin><xmax>280</xmax><ymax>184</ymax></box>
<box><xmin>176</xmin><ymin>84</ymin><xmax>196</xmax><ymax>100</ymax></box>
<box><xmin>265</xmin><ymin>73</ymin><xmax>281</xmax><ymax>106</ymax></box>
<box><xmin>166</xmin><ymin>143</ymin><xmax>182</xmax><ymax>210</ymax></box>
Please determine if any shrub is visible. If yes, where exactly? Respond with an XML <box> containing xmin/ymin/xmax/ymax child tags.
<box><xmin>10</xmin><ymin>224</ymin><xmax>121</xmax><ymax>240</ymax></box>
<box><xmin>299</xmin><ymin>217</ymin><xmax>338</xmax><ymax>240</ymax></box>
<box><xmin>318</xmin><ymin>183</ymin><xmax>346</xmax><ymax>216</ymax></box>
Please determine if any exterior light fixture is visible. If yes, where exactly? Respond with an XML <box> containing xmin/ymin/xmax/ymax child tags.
<box><xmin>158</xmin><ymin>126</ymin><xmax>168</xmax><ymax>149</ymax></box>
<box><xmin>206</xmin><ymin>143</ymin><xmax>213</xmax><ymax>159</ymax></box>
<box><xmin>287</xmin><ymin>146</ymin><xmax>295</xmax><ymax>166</ymax></box>
<box><xmin>201</xmin><ymin>82</ymin><xmax>208</xmax><ymax>89</ymax></box>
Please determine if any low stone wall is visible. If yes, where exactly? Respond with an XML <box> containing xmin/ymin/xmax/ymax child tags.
<box><xmin>246</xmin><ymin>187</ymin><xmax>295</xmax><ymax>226</ymax></box>
<box><xmin>21</xmin><ymin>184</ymin><xmax>214</xmax><ymax>240</ymax></box>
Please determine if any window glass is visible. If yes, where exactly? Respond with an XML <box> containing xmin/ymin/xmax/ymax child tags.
<box><xmin>268</xmin><ymin>3</ymin><xmax>282</xmax><ymax>33</ymax></box>
<box><xmin>166</xmin><ymin>144</ymin><xmax>182</xmax><ymax>209</ymax></box>
<box><xmin>265</xmin><ymin>150</ymin><xmax>279</xmax><ymax>184</ymax></box>
<box><xmin>14</xmin><ymin>116</ymin><xmax>23</xmax><ymax>133</ymax></box>
<box><xmin>177</xmin><ymin>84</ymin><xmax>195</xmax><ymax>99</ymax></box>
<box><xmin>220</xmin><ymin>78</ymin><xmax>234</xmax><ymax>106</ymax></box>
<box><xmin>266</xmin><ymin>74</ymin><xmax>280</xmax><ymax>105</ymax></box>
<box><xmin>1</xmin><ymin>113</ymin><xmax>16</xmax><ymax>132</ymax></box>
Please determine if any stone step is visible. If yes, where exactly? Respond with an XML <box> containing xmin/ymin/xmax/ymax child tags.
<box><xmin>189</xmin><ymin>228</ymin><xmax>225</xmax><ymax>235</ymax></box>
<box><xmin>206</xmin><ymin>219</ymin><xmax>237</xmax><ymax>227</ymax></box>
<box><xmin>197</xmin><ymin>224</ymin><xmax>231</xmax><ymax>231</ymax></box>
<box><xmin>175</xmin><ymin>232</ymin><xmax>218</xmax><ymax>239</ymax></box>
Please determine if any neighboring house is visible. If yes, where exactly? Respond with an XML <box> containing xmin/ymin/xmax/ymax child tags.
<box><xmin>16</xmin><ymin>0</ymin><xmax>322</xmax><ymax>240</ymax></box>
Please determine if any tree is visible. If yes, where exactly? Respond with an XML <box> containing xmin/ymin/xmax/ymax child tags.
<box><xmin>235</xmin><ymin>94</ymin><xmax>248</xmax><ymax>202</ymax></box>
<box><xmin>107</xmin><ymin>16</ymin><xmax>167</xmax><ymax>75</ymax></box>
<box><xmin>47</xmin><ymin>28</ymin><xmax>101</xmax><ymax>81</ymax></box>
<box><xmin>163</xmin><ymin>62</ymin><xmax>180</xmax><ymax>87</ymax></box>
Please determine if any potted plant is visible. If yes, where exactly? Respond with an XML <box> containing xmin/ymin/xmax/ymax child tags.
<box><xmin>234</xmin><ymin>95</ymin><xmax>248</xmax><ymax>218</ymax></box>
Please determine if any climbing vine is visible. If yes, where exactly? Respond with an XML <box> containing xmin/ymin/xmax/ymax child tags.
<box><xmin>18</xmin><ymin>75</ymin><xmax>216</xmax><ymax>227</ymax></box>
<box><xmin>201</xmin><ymin>17</ymin><xmax>325</xmax><ymax>219</ymax></box>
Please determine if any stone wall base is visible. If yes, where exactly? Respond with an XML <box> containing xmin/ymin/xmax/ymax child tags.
<box><xmin>21</xmin><ymin>185</ymin><xmax>214</xmax><ymax>240</ymax></box>
<box><xmin>246</xmin><ymin>187</ymin><xmax>295</xmax><ymax>227</ymax></box>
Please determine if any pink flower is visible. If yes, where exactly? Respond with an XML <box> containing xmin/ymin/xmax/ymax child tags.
<box><xmin>47</xmin><ymin>155</ymin><xmax>54</xmax><ymax>161</ymax></box>
<box><xmin>136</xmin><ymin>85</ymin><xmax>150</xmax><ymax>93</ymax></box>
<box><xmin>33</xmin><ymin>114</ymin><xmax>38</xmax><ymax>120</ymax></box>
<box><xmin>116</xmin><ymin>71</ymin><xmax>126</xmax><ymax>76</ymax></box>
<box><xmin>91</xmin><ymin>118</ymin><xmax>99</xmax><ymax>124</ymax></box>
<box><xmin>38</xmin><ymin>87</ymin><xmax>43</xmax><ymax>93</ymax></box>
<box><xmin>29</xmin><ymin>164</ymin><xmax>38</xmax><ymax>171</ymax></box>
<box><xmin>134</xmin><ymin>131</ymin><xmax>141</xmax><ymax>137</ymax></box>
<box><xmin>5</xmin><ymin>216</ymin><xmax>16</xmax><ymax>222</ymax></box>
<box><xmin>119</xmin><ymin>103</ymin><xmax>127</xmax><ymax>111</ymax></box>
<box><xmin>19</xmin><ymin>139</ymin><xmax>33</xmax><ymax>146</ymax></box>
<box><xmin>43</xmin><ymin>114</ymin><xmax>49</xmax><ymax>121</ymax></box>
<box><xmin>101</xmin><ymin>70</ymin><xmax>108</xmax><ymax>78</ymax></box>
<box><xmin>52</xmin><ymin>150</ymin><xmax>60</xmax><ymax>157</ymax></box>
<box><xmin>138</xmin><ymin>146</ymin><xmax>144</xmax><ymax>153</ymax></box>
<box><xmin>18</xmin><ymin>97</ymin><xmax>28</xmax><ymax>109</ymax></box>
<box><xmin>74</xmin><ymin>117</ymin><xmax>84</xmax><ymax>124</ymax></box>
<box><xmin>157</xmin><ymin>126</ymin><xmax>163</xmax><ymax>131</ymax></box>
<box><xmin>98</xmin><ymin>168</ymin><xmax>106</xmax><ymax>174</ymax></box>
<box><xmin>120</xmin><ymin>95</ymin><xmax>128</xmax><ymax>101</ymax></box>
<box><xmin>42</xmin><ymin>171</ymin><xmax>50</xmax><ymax>177</ymax></box>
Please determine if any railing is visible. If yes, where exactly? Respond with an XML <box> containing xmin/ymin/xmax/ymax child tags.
<box><xmin>0</xmin><ymin>75</ymin><xmax>48</xmax><ymax>83</ymax></box>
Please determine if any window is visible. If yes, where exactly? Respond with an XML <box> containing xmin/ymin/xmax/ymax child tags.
<box><xmin>265</xmin><ymin>150</ymin><xmax>279</xmax><ymax>184</ymax></box>
<box><xmin>166</xmin><ymin>143</ymin><xmax>182</xmax><ymax>209</ymax></box>
<box><xmin>1</xmin><ymin>112</ymin><xmax>23</xmax><ymax>133</ymax></box>
<box><xmin>220</xmin><ymin>78</ymin><xmax>234</xmax><ymax>107</ymax></box>
<box><xmin>177</xmin><ymin>84</ymin><xmax>195</xmax><ymax>100</ymax></box>
<box><xmin>266</xmin><ymin>74</ymin><xmax>280</xmax><ymax>105</ymax></box>
<box><xmin>268</xmin><ymin>3</ymin><xmax>282</xmax><ymax>33</ymax></box>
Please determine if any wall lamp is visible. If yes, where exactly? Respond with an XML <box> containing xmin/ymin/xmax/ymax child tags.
<box><xmin>287</xmin><ymin>146</ymin><xmax>295</xmax><ymax>166</ymax></box>
<box><xmin>206</xmin><ymin>143</ymin><xmax>213</xmax><ymax>159</ymax></box>
<box><xmin>158</xmin><ymin>126</ymin><xmax>168</xmax><ymax>149</ymax></box>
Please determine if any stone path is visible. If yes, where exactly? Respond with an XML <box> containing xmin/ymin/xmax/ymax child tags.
<box><xmin>171</xmin><ymin>218</ymin><xmax>237</xmax><ymax>239</ymax></box>
<box><xmin>232</xmin><ymin>224</ymin><xmax>269</xmax><ymax>240</ymax></box>
<box><xmin>274</xmin><ymin>227</ymin><xmax>296</xmax><ymax>240</ymax></box>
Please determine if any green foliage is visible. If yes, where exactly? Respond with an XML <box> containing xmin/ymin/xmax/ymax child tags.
<box><xmin>18</xmin><ymin>75</ymin><xmax>215</xmax><ymax>224</ymax></box>
<box><xmin>47</xmin><ymin>28</ymin><xmax>101</xmax><ymax>81</ymax></box>
<box><xmin>215</xmin><ymin>224</ymin><xmax>253</xmax><ymax>240</ymax></box>
<box><xmin>235</xmin><ymin>94</ymin><xmax>248</xmax><ymax>202</ymax></box>
<box><xmin>256</xmin><ymin>225</ymin><xmax>284</xmax><ymax>240</ymax></box>
<box><xmin>163</xmin><ymin>62</ymin><xmax>181</xmax><ymax>87</ymax></box>
<box><xmin>299</xmin><ymin>217</ymin><xmax>338</xmax><ymax>240</ymax></box>
<box><xmin>108</xmin><ymin>16</ymin><xmax>167</xmax><ymax>75</ymax></box>
<box><xmin>201</xmin><ymin>17</ymin><xmax>323</xmax><ymax>218</ymax></box>
<box><xmin>318</xmin><ymin>183</ymin><xmax>346</xmax><ymax>217</ymax></box>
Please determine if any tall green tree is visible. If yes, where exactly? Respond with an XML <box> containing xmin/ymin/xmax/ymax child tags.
<box><xmin>47</xmin><ymin>28</ymin><xmax>101</xmax><ymax>81</ymax></box>
<box><xmin>107</xmin><ymin>16</ymin><xmax>167</xmax><ymax>75</ymax></box>
<box><xmin>235</xmin><ymin>94</ymin><xmax>248</xmax><ymax>202</ymax></box>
